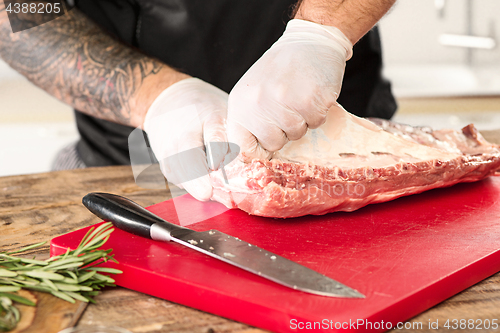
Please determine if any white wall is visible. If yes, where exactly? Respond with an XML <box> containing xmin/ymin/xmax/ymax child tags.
<box><xmin>472</xmin><ymin>0</ymin><xmax>500</xmax><ymax>65</ymax></box>
<box><xmin>378</xmin><ymin>0</ymin><xmax>500</xmax><ymax>97</ymax></box>
<box><xmin>0</xmin><ymin>59</ymin><xmax>78</xmax><ymax>177</ymax></box>
<box><xmin>0</xmin><ymin>59</ymin><xmax>73</xmax><ymax>122</ymax></box>
<box><xmin>380</xmin><ymin>0</ymin><xmax>465</xmax><ymax>65</ymax></box>
<box><xmin>379</xmin><ymin>0</ymin><xmax>500</xmax><ymax>67</ymax></box>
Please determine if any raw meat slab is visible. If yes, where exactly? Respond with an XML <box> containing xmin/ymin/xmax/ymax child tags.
<box><xmin>51</xmin><ymin>177</ymin><xmax>500</xmax><ymax>332</ymax></box>
<box><xmin>211</xmin><ymin>107</ymin><xmax>500</xmax><ymax>217</ymax></box>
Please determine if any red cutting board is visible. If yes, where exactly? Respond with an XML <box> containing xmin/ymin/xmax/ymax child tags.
<box><xmin>51</xmin><ymin>177</ymin><xmax>500</xmax><ymax>332</ymax></box>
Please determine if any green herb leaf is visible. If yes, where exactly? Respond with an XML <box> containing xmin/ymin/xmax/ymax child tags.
<box><xmin>5</xmin><ymin>242</ymin><xmax>47</xmax><ymax>255</ymax></box>
<box><xmin>0</xmin><ymin>293</ymin><xmax>36</xmax><ymax>307</ymax></box>
<box><xmin>77</xmin><ymin>271</ymin><xmax>96</xmax><ymax>284</ymax></box>
<box><xmin>84</xmin><ymin>267</ymin><xmax>123</xmax><ymax>274</ymax></box>
<box><xmin>52</xmin><ymin>283</ymin><xmax>81</xmax><ymax>292</ymax></box>
<box><xmin>50</xmin><ymin>291</ymin><xmax>75</xmax><ymax>303</ymax></box>
<box><xmin>64</xmin><ymin>291</ymin><xmax>89</xmax><ymax>303</ymax></box>
<box><xmin>0</xmin><ymin>270</ymin><xmax>16</xmax><ymax>278</ymax></box>
<box><xmin>41</xmin><ymin>278</ymin><xmax>58</xmax><ymax>291</ymax></box>
<box><xmin>23</xmin><ymin>271</ymin><xmax>65</xmax><ymax>281</ymax></box>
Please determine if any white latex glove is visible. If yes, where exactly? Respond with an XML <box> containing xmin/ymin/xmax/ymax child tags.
<box><xmin>143</xmin><ymin>78</ymin><xmax>228</xmax><ymax>201</ymax></box>
<box><xmin>227</xmin><ymin>19</ymin><xmax>353</xmax><ymax>162</ymax></box>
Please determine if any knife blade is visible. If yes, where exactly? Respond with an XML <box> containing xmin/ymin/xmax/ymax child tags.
<box><xmin>82</xmin><ymin>192</ymin><xmax>364</xmax><ymax>298</ymax></box>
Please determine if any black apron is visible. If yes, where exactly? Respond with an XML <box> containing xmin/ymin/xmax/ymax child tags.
<box><xmin>73</xmin><ymin>0</ymin><xmax>397</xmax><ymax>167</ymax></box>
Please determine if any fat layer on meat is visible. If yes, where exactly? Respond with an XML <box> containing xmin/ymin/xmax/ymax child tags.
<box><xmin>210</xmin><ymin>105</ymin><xmax>500</xmax><ymax>218</ymax></box>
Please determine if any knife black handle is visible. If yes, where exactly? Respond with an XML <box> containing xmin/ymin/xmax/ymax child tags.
<box><xmin>82</xmin><ymin>192</ymin><xmax>188</xmax><ymax>241</ymax></box>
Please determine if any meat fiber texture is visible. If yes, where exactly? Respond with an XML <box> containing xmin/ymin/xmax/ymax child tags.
<box><xmin>211</xmin><ymin>106</ymin><xmax>500</xmax><ymax>218</ymax></box>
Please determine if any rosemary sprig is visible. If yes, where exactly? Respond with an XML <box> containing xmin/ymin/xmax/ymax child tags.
<box><xmin>0</xmin><ymin>222</ymin><xmax>122</xmax><ymax>331</ymax></box>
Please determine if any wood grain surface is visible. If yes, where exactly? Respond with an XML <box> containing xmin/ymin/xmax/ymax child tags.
<box><xmin>8</xmin><ymin>290</ymin><xmax>87</xmax><ymax>333</ymax></box>
<box><xmin>1</xmin><ymin>166</ymin><xmax>263</xmax><ymax>333</ymax></box>
<box><xmin>2</xmin><ymin>128</ymin><xmax>500</xmax><ymax>332</ymax></box>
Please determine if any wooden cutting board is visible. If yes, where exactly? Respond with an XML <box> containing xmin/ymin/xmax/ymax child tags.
<box><xmin>51</xmin><ymin>177</ymin><xmax>500</xmax><ymax>333</ymax></box>
<box><xmin>8</xmin><ymin>290</ymin><xmax>86</xmax><ymax>333</ymax></box>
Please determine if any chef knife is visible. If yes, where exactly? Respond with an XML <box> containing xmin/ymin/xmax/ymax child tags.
<box><xmin>82</xmin><ymin>192</ymin><xmax>364</xmax><ymax>298</ymax></box>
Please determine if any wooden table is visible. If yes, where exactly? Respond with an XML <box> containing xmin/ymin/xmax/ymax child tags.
<box><xmin>3</xmin><ymin>129</ymin><xmax>500</xmax><ymax>333</ymax></box>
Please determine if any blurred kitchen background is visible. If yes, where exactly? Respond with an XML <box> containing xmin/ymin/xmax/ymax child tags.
<box><xmin>0</xmin><ymin>0</ymin><xmax>499</xmax><ymax>177</ymax></box>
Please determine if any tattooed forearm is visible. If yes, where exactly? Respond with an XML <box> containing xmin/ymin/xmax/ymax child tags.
<box><xmin>0</xmin><ymin>2</ymin><xmax>185</xmax><ymax>127</ymax></box>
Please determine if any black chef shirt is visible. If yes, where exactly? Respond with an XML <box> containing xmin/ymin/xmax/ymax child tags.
<box><xmin>73</xmin><ymin>0</ymin><xmax>397</xmax><ymax>167</ymax></box>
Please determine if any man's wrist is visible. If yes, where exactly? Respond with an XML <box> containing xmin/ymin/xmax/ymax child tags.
<box><xmin>130</xmin><ymin>67</ymin><xmax>190</xmax><ymax>129</ymax></box>
<box><xmin>285</xmin><ymin>19</ymin><xmax>353</xmax><ymax>60</ymax></box>
<box><xmin>294</xmin><ymin>1</ymin><xmax>365</xmax><ymax>44</ymax></box>
<box><xmin>293</xmin><ymin>0</ymin><xmax>396</xmax><ymax>45</ymax></box>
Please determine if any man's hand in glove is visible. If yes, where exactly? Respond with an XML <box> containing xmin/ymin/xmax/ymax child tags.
<box><xmin>227</xmin><ymin>0</ymin><xmax>396</xmax><ymax>162</ymax></box>
<box><xmin>143</xmin><ymin>78</ymin><xmax>228</xmax><ymax>201</ymax></box>
<box><xmin>227</xmin><ymin>19</ymin><xmax>352</xmax><ymax>162</ymax></box>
